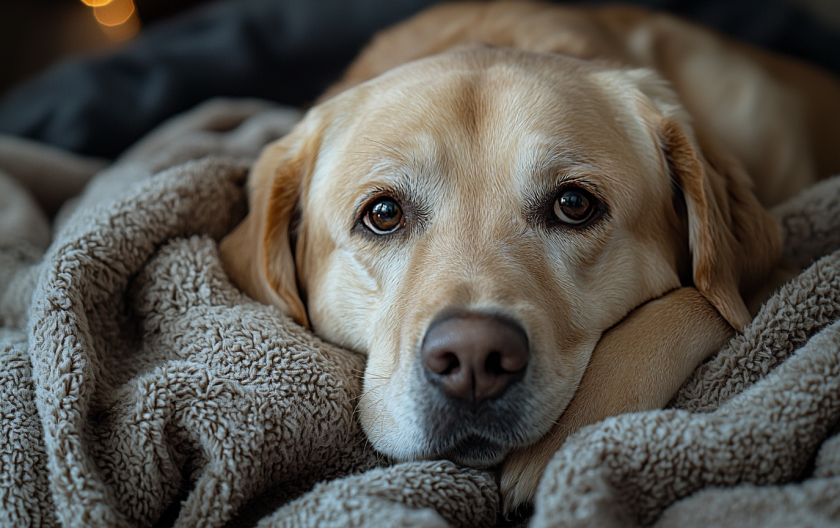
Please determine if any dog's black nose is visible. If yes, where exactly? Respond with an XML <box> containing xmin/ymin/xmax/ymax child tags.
<box><xmin>421</xmin><ymin>313</ymin><xmax>529</xmax><ymax>403</ymax></box>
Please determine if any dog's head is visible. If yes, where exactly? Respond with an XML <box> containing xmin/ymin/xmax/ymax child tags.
<box><xmin>221</xmin><ymin>46</ymin><xmax>780</xmax><ymax>465</ymax></box>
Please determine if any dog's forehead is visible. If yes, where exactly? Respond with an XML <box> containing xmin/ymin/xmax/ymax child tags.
<box><xmin>311</xmin><ymin>47</ymin><xmax>665</xmax><ymax>213</ymax></box>
<box><xmin>342</xmin><ymin>50</ymin><xmax>629</xmax><ymax>158</ymax></box>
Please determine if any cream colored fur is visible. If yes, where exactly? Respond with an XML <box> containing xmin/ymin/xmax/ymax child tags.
<box><xmin>216</xmin><ymin>1</ymin><xmax>840</xmax><ymax>509</ymax></box>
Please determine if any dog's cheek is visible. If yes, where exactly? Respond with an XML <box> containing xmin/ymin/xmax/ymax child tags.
<box><xmin>358</xmin><ymin>345</ymin><xmax>432</xmax><ymax>460</ymax></box>
<box><xmin>304</xmin><ymin>250</ymin><xmax>383</xmax><ymax>353</ymax></box>
<box><xmin>357</xmin><ymin>350</ymin><xmax>392</xmax><ymax>436</ymax></box>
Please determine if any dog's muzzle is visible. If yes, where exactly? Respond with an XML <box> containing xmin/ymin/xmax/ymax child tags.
<box><xmin>418</xmin><ymin>311</ymin><xmax>532</xmax><ymax>465</ymax></box>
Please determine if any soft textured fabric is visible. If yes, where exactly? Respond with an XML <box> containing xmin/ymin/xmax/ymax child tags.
<box><xmin>1</xmin><ymin>99</ymin><xmax>839</xmax><ymax>527</ymax></box>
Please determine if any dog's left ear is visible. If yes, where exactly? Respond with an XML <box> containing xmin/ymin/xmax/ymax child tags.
<box><xmin>220</xmin><ymin>118</ymin><xmax>323</xmax><ymax>328</ymax></box>
<box><xmin>626</xmin><ymin>69</ymin><xmax>782</xmax><ymax>331</ymax></box>
<box><xmin>660</xmin><ymin>120</ymin><xmax>782</xmax><ymax>330</ymax></box>
<box><xmin>657</xmin><ymin>119</ymin><xmax>782</xmax><ymax>331</ymax></box>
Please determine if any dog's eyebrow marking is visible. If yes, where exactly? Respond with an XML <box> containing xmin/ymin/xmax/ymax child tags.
<box><xmin>363</xmin><ymin>137</ymin><xmax>419</xmax><ymax>170</ymax></box>
<box><xmin>536</xmin><ymin>152</ymin><xmax>578</xmax><ymax>174</ymax></box>
<box><xmin>531</xmin><ymin>143</ymin><xmax>597</xmax><ymax>177</ymax></box>
<box><xmin>524</xmin><ymin>147</ymin><xmax>604</xmax><ymax>204</ymax></box>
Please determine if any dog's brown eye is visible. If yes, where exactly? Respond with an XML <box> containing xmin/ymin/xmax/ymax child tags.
<box><xmin>363</xmin><ymin>197</ymin><xmax>404</xmax><ymax>234</ymax></box>
<box><xmin>554</xmin><ymin>188</ymin><xmax>595</xmax><ymax>225</ymax></box>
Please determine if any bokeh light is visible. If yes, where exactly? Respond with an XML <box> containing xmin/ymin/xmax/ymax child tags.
<box><xmin>99</xmin><ymin>12</ymin><xmax>141</xmax><ymax>42</ymax></box>
<box><xmin>80</xmin><ymin>0</ymin><xmax>141</xmax><ymax>42</ymax></box>
<box><xmin>94</xmin><ymin>0</ymin><xmax>135</xmax><ymax>27</ymax></box>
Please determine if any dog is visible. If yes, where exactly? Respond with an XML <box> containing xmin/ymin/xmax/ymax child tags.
<box><xmin>219</xmin><ymin>1</ymin><xmax>840</xmax><ymax>511</ymax></box>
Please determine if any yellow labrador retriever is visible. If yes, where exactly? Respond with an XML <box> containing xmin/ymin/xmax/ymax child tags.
<box><xmin>220</xmin><ymin>1</ymin><xmax>840</xmax><ymax>511</ymax></box>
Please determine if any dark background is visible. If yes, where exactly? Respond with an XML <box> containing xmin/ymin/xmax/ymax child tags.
<box><xmin>0</xmin><ymin>0</ymin><xmax>208</xmax><ymax>98</ymax></box>
<box><xmin>3</xmin><ymin>0</ymin><xmax>839</xmax><ymax>98</ymax></box>
<box><xmin>2</xmin><ymin>0</ymin><xmax>840</xmax><ymax>159</ymax></box>
<box><xmin>4</xmin><ymin>0</ymin><xmax>840</xmax><ymax>98</ymax></box>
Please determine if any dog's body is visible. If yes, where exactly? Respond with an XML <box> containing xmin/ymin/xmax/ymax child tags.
<box><xmin>220</xmin><ymin>1</ymin><xmax>840</xmax><ymax>510</ymax></box>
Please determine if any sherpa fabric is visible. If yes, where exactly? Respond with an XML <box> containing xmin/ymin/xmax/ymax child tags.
<box><xmin>1</xmin><ymin>98</ymin><xmax>839</xmax><ymax>528</ymax></box>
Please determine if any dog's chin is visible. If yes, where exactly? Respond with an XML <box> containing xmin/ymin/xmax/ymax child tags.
<box><xmin>433</xmin><ymin>434</ymin><xmax>510</xmax><ymax>467</ymax></box>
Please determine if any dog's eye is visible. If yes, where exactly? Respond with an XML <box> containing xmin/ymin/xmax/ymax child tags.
<box><xmin>554</xmin><ymin>188</ymin><xmax>596</xmax><ymax>225</ymax></box>
<box><xmin>363</xmin><ymin>196</ymin><xmax>405</xmax><ymax>234</ymax></box>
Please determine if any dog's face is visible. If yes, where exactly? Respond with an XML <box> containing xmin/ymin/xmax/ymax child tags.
<box><xmin>221</xmin><ymin>46</ymin><xmax>777</xmax><ymax>465</ymax></box>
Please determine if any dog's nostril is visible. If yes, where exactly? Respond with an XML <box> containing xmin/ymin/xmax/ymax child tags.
<box><xmin>421</xmin><ymin>312</ymin><xmax>529</xmax><ymax>403</ymax></box>
<box><xmin>441</xmin><ymin>352</ymin><xmax>460</xmax><ymax>376</ymax></box>
<box><xmin>424</xmin><ymin>350</ymin><xmax>461</xmax><ymax>376</ymax></box>
<box><xmin>485</xmin><ymin>351</ymin><xmax>504</xmax><ymax>376</ymax></box>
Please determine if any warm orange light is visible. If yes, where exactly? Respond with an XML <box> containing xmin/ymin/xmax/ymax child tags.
<box><xmin>94</xmin><ymin>0</ymin><xmax>135</xmax><ymax>27</ymax></box>
<box><xmin>81</xmin><ymin>0</ymin><xmax>113</xmax><ymax>6</ymax></box>
<box><xmin>100</xmin><ymin>12</ymin><xmax>141</xmax><ymax>42</ymax></box>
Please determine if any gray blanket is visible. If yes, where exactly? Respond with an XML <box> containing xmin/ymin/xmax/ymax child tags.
<box><xmin>1</xmin><ymin>99</ymin><xmax>839</xmax><ymax>528</ymax></box>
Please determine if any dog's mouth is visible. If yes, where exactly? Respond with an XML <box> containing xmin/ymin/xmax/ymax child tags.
<box><xmin>416</xmin><ymin>369</ymin><xmax>537</xmax><ymax>466</ymax></box>
<box><xmin>430</xmin><ymin>433</ymin><xmax>510</xmax><ymax>466</ymax></box>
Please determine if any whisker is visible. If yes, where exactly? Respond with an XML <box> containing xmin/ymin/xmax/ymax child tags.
<box><xmin>352</xmin><ymin>382</ymin><xmax>385</xmax><ymax>405</ymax></box>
<box><xmin>355</xmin><ymin>397</ymin><xmax>384</xmax><ymax>418</ymax></box>
<box><xmin>368</xmin><ymin>403</ymin><xmax>390</xmax><ymax>434</ymax></box>
<box><xmin>350</xmin><ymin>367</ymin><xmax>391</xmax><ymax>382</ymax></box>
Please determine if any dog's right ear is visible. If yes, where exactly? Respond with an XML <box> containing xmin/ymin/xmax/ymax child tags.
<box><xmin>220</xmin><ymin>121</ymin><xmax>322</xmax><ymax>328</ymax></box>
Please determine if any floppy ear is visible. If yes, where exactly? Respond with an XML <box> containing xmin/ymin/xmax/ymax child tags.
<box><xmin>615</xmin><ymin>68</ymin><xmax>781</xmax><ymax>330</ymax></box>
<box><xmin>658</xmin><ymin>118</ymin><xmax>782</xmax><ymax>331</ymax></box>
<box><xmin>220</xmin><ymin>124</ymin><xmax>320</xmax><ymax>328</ymax></box>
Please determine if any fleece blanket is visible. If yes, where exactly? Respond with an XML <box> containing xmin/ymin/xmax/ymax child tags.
<box><xmin>1</xmin><ymin>98</ymin><xmax>839</xmax><ymax>528</ymax></box>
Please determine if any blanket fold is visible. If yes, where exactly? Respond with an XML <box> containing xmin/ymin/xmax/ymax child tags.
<box><xmin>1</xmin><ymin>98</ymin><xmax>839</xmax><ymax>528</ymax></box>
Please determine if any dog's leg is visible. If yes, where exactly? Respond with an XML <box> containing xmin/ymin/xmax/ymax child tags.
<box><xmin>500</xmin><ymin>287</ymin><xmax>734</xmax><ymax>512</ymax></box>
